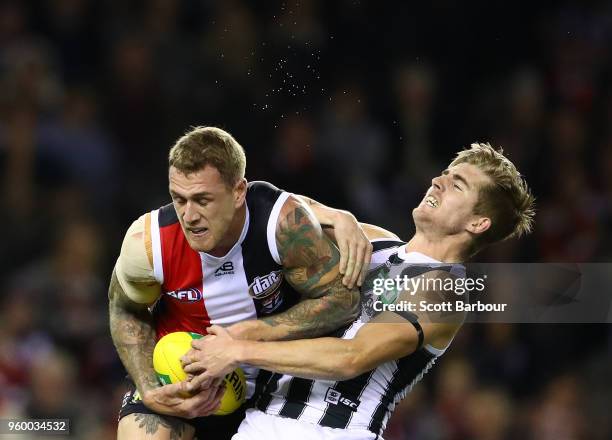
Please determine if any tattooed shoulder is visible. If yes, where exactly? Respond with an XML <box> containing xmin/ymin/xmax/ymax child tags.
<box><xmin>276</xmin><ymin>197</ymin><xmax>340</xmax><ymax>294</ymax></box>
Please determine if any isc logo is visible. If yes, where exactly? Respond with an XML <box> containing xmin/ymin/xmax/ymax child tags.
<box><xmin>165</xmin><ymin>288</ymin><xmax>202</xmax><ymax>302</ymax></box>
<box><xmin>324</xmin><ymin>388</ymin><xmax>359</xmax><ymax>410</ymax></box>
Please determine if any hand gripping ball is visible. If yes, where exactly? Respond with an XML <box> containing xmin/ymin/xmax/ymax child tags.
<box><xmin>153</xmin><ymin>331</ymin><xmax>246</xmax><ymax>415</ymax></box>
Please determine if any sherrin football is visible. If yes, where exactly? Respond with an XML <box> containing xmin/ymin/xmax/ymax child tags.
<box><xmin>153</xmin><ymin>331</ymin><xmax>246</xmax><ymax>415</ymax></box>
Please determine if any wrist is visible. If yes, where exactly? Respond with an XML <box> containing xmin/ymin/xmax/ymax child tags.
<box><xmin>332</xmin><ymin>208</ymin><xmax>357</xmax><ymax>228</ymax></box>
<box><xmin>227</xmin><ymin>320</ymin><xmax>260</xmax><ymax>340</ymax></box>
<box><xmin>138</xmin><ymin>378</ymin><xmax>160</xmax><ymax>396</ymax></box>
<box><xmin>142</xmin><ymin>387</ymin><xmax>158</xmax><ymax>407</ymax></box>
<box><xmin>232</xmin><ymin>339</ymin><xmax>251</xmax><ymax>365</ymax></box>
<box><xmin>326</xmin><ymin>208</ymin><xmax>345</xmax><ymax>226</ymax></box>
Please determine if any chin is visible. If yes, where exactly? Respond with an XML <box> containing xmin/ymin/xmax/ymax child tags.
<box><xmin>412</xmin><ymin>206</ymin><xmax>431</xmax><ymax>223</ymax></box>
<box><xmin>413</xmin><ymin>209</ymin><xmax>442</xmax><ymax>233</ymax></box>
<box><xmin>187</xmin><ymin>237</ymin><xmax>214</xmax><ymax>253</ymax></box>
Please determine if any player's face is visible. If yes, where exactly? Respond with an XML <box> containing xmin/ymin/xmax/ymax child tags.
<box><xmin>413</xmin><ymin>162</ymin><xmax>492</xmax><ymax>237</ymax></box>
<box><xmin>169</xmin><ymin>165</ymin><xmax>244</xmax><ymax>253</ymax></box>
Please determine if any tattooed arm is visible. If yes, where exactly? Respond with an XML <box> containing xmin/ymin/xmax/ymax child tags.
<box><xmin>110</xmin><ymin>214</ymin><xmax>222</xmax><ymax>418</ymax></box>
<box><xmin>229</xmin><ymin>196</ymin><xmax>360</xmax><ymax>341</ymax></box>
<box><xmin>298</xmin><ymin>195</ymin><xmax>402</xmax><ymax>287</ymax></box>
<box><xmin>109</xmin><ymin>268</ymin><xmax>160</xmax><ymax>395</ymax></box>
<box><xmin>183</xmin><ymin>271</ymin><xmax>464</xmax><ymax>384</ymax></box>
<box><xmin>110</xmin><ymin>214</ymin><xmax>161</xmax><ymax>397</ymax></box>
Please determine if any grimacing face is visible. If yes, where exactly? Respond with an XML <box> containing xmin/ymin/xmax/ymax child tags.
<box><xmin>169</xmin><ymin>165</ymin><xmax>245</xmax><ymax>253</ymax></box>
<box><xmin>413</xmin><ymin>162</ymin><xmax>492</xmax><ymax>238</ymax></box>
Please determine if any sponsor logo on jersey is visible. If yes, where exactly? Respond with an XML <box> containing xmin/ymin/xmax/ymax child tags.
<box><xmin>165</xmin><ymin>287</ymin><xmax>202</xmax><ymax>302</ymax></box>
<box><xmin>215</xmin><ymin>261</ymin><xmax>235</xmax><ymax>276</ymax></box>
<box><xmin>248</xmin><ymin>270</ymin><xmax>284</xmax><ymax>313</ymax></box>
<box><xmin>324</xmin><ymin>388</ymin><xmax>359</xmax><ymax>411</ymax></box>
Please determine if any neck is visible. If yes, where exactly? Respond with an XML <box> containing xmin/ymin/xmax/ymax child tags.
<box><xmin>209</xmin><ymin>203</ymin><xmax>246</xmax><ymax>257</ymax></box>
<box><xmin>404</xmin><ymin>232</ymin><xmax>466</xmax><ymax>263</ymax></box>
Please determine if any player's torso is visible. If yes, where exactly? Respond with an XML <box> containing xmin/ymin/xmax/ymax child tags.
<box><xmin>257</xmin><ymin>245</ymin><xmax>465</xmax><ymax>436</ymax></box>
<box><xmin>148</xmin><ymin>181</ymin><xmax>299</xmax><ymax>339</ymax></box>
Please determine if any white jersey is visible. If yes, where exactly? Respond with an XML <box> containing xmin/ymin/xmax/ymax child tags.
<box><xmin>254</xmin><ymin>245</ymin><xmax>466</xmax><ymax>438</ymax></box>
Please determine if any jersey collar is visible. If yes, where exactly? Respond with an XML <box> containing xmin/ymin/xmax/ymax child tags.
<box><xmin>200</xmin><ymin>203</ymin><xmax>250</xmax><ymax>262</ymax></box>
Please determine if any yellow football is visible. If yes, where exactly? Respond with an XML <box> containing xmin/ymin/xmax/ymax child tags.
<box><xmin>153</xmin><ymin>331</ymin><xmax>246</xmax><ymax>415</ymax></box>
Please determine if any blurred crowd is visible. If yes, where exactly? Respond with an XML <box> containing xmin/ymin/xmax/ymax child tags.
<box><xmin>0</xmin><ymin>1</ymin><xmax>610</xmax><ymax>439</ymax></box>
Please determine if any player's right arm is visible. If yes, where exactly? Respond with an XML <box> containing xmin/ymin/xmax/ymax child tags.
<box><xmin>109</xmin><ymin>214</ymin><xmax>221</xmax><ymax>418</ymax></box>
<box><xmin>297</xmin><ymin>195</ymin><xmax>401</xmax><ymax>287</ymax></box>
<box><xmin>109</xmin><ymin>214</ymin><xmax>161</xmax><ymax>397</ymax></box>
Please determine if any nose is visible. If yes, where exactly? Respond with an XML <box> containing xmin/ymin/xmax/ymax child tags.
<box><xmin>183</xmin><ymin>201</ymin><xmax>200</xmax><ymax>224</ymax></box>
<box><xmin>431</xmin><ymin>175</ymin><xmax>444</xmax><ymax>192</ymax></box>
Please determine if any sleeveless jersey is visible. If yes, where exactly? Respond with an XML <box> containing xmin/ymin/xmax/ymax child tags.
<box><xmin>255</xmin><ymin>245</ymin><xmax>466</xmax><ymax>438</ymax></box>
<box><xmin>148</xmin><ymin>181</ymin><xmax>300</xmax><ymax>398</ymax></box>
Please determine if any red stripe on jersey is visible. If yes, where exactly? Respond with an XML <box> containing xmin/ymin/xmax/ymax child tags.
<box><xmin>155</xmin><ymin>221</ymin><xmax>211</xmax><ymax>340</ymax></box>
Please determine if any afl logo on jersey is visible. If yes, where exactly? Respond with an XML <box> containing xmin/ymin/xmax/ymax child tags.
<box><xmin>165</xmin><ymin>288</ymin><xmax>202</xmax><ymax>302</ymax></box>
<box><xmin>249</xmin><ymin>271</ymin><xmax>284</xmax><ymax>314</ymax></box>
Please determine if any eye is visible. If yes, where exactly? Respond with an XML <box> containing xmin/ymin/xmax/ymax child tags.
<box><xmin>454</xmin><ymin>184</ymin><xmax>462</xmax><ymax>191</ymax></box>
<box><xmin>172</xmin><ymin>196</ymin><xmax>186</xmax><ymax>204</ymax></box>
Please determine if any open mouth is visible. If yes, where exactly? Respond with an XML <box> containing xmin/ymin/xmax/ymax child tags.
<box><xmin>188</xmin><ymin>227</ymin><xmax>209</xmax><ymax>237</ymax></box>
<box><xmin>425</xmin><ymin>195</ymin><xmax>439</xmax><ymax>208</ymax></box>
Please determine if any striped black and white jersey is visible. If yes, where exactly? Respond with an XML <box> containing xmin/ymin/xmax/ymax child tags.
<box><xmin>255</xmin><ymin>246</ymin><xmax>466</xmax><ymax>438</ymax></box>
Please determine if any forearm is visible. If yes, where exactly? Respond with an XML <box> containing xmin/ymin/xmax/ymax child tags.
<box><xmin>297</xmin><ymin>195</ymin><xmax>347</xmax><ymax>228</ymax></box>
<box><xmin>233</xmin><ymin>321</ymin><xmax>424</xmax><ymax>381</ymax></box>
<box><xmin>299</xmin><ymin>195</ymin><xmax>398</xmax><ymax>240</ymax></box>
<box><xmin>232</xmin><ymin>277</ymin><xmax>359</xmax><ymax>341</ymax></box>
<box><xmin>359</xmin><ymin>223</ymin><xmax>401</xmax><ymax>240</ymax></box>
<box><xmin>108</xmin><ymin>271</ymin><xmax>159</xmax><ymax>395</ymax></box>
<box><xmin>234</xmin><ymin>337</ymin><xmax>362</xmax><ymax>381</ymax></box>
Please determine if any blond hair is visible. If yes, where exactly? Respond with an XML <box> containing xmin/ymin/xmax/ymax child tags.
<box><xmin>450</xmin><ymin>143</ymin><xmax>535</xmax><ymax>251</ymax></box>
<box><xmin>169</xmin><ymin>126</ymin><xmax>246</xmax><ymax>187</ymax></box>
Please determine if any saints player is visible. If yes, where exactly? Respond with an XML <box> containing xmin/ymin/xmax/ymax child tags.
<box><xmin>110</xmin><ymin>126</ymin><xmax>374</xmax><ymax>440</ymax></box>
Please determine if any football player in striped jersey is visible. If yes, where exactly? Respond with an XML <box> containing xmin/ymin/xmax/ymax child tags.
<box><xmin>110</xmin><ymin>126</ymin><xmax>374</xmax><ymax>440</ymax></box>
<box><xmin>182</xmin><ymin>143</ymin><xmax>535</xmax><ymax>440</ymax></box>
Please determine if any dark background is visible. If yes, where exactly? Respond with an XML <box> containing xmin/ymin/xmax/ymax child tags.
<box><xmin>0</xmin><ymin>1</ymin><xmax>610</xmax><ymax>438</ymax></box>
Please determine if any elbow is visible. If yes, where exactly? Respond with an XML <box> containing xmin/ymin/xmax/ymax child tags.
<box><xmin>340</xmin><ymin>361</ymin><xmax>361</xmax><ymax>380</ymax></box>
<box><xmin>337</xmin><ymin>353</ymin><xmax>367</xmax><ymax>380</ymax></box>
<box><xmin>334</xmin><ymin>342</ymin><xmax>367</xmax><ymax>380</ymax></box>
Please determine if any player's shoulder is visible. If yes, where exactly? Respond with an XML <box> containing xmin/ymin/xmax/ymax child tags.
<box><xmin>248</xmin><ymin>180</ymin><xmax>282</xmax><ymax>193</ymax></box>
<box><xmin>123</xmin><ymin>212</ymin><xmax>152</xmax><ymax>248</ymax></box>
<box><xmin>115</xmin><ymin>212</ymin><xmax>160</xmax><ymax>303</ymax></box>
<box><xmin>246</xmin><ymin>180</ymin><xmax>295</xmax><ymax>228</ymax></box>
<box><xmin>118</xmin><ymin>212</ymin><xmax>154</xmax><ymax>280</ymax></box>
<box><xmin>246</xmin><ymin>180</ymin><xmax>286</xmax><ymax>204</ymax></box>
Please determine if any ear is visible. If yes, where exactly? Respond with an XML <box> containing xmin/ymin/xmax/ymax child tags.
<box><xmin>233</xmin><ymin>178</ymin><xmax>247</xmax><ymax>208</ymax></box>
<box><xmin>467</xmin><ymin>216</ymin><xmax>491</xmax><ymax>235</ymax></box>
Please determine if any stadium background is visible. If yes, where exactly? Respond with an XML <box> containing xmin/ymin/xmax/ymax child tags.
<box><xmin>0</xmin><ymin>0</ymin><xmax>611</xmax><ymax>438</ymax></box>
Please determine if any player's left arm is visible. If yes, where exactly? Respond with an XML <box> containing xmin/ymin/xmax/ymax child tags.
<box><xmin>183</xmin><ymin>270</ymin><xmax>464</xmax><ymax>383</ymax></box>
<box><xmin>240</xmin><ymin>318</ymin><xmax>460</xmax><ymax>380</ymax></box>
<box><xmin>183</xmin><ymin>311</ymin><xmax>460</xmax><ymax>383</ymax></box>
<box><xmin>228</xmin><ymin>195</ymin><xmax>360</xmax><ymax>341</ymax></box>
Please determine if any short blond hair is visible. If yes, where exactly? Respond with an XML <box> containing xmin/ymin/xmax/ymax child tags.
<box><xmin>450</xmin><ymin>143</ymin><xmax>535</xmax><ymax>251</ymax></box>
<box><xmin>169</xmin><ymin>126</ymin><xmax>246</xmax><ymax>187</ymax></box>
